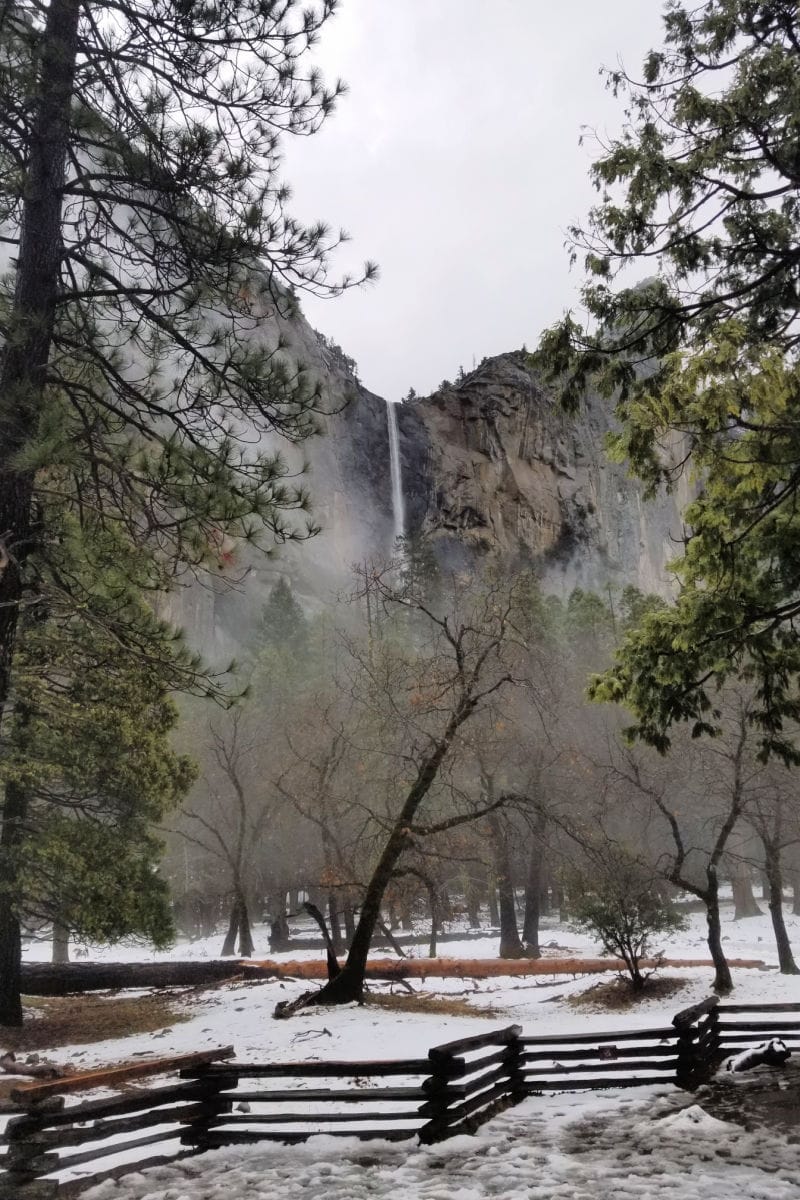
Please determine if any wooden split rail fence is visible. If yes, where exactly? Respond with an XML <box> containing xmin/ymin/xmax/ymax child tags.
<box><xmin>3</xmin><ymin>1001</ymin><xmax>799</xmax><ymax>1198</ymax></box>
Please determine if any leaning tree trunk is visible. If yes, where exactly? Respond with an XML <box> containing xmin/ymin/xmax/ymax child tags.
<box><xmin>221</xmin><ymin>900</ymin><xmax>239</xmax><ymax>957</ymax></box>
<box><xmin>298</xmin><ymin>707</ymin><xmax>472</xmax><ymax>1007</ymax></box>
<box><xmin>763</xmin><ymin>842</ymin><xmax>799</xmax><ymax>974</ymax></box>
<box><xmin>0</xmin><ymin>0</ymin><xmax>83</xmax><ymax>1031</ymax></box>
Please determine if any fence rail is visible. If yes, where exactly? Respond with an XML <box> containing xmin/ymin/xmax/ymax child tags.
<box><xmin>3</xmin><ymin>1001</ymin><xmax>799</xmax><ymax>1198</ymax></box>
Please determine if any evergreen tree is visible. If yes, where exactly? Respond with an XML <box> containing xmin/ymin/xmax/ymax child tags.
<box><xmin>536</xmin><ymin>2</ymin><xmax>800</xmax><ymax>756</ymax></box>
<box><xmin>258</xmin><ymin>578</ymin><xmax>308</xmax><ymax>655</ymax></box>
<box><xmin>0</xmin><ymin>1</ymin><xmax>371</xmax><ymax>1023</ymax></box>
<box><xmin>0</xmin><ymin>512</ymin><xmax>198</xmax><ymax>1015</ymax></box>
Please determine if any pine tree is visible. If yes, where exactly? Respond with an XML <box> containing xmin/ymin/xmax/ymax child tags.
<box><xmin>258</xmin><ymin>578</ymin><xmax>309</xmax><ymax>655</ymax></box>
<box><xmin>536</xmin><ymin>2</ymin><xmax>800</xmax><ymax>756</ymax></box>
<box><xmin>0</xmin><ymin>1</ymin><xmax>372</xmax><ymax>1023</ymax></box>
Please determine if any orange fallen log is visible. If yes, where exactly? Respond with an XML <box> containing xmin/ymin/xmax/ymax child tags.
<box><xmin>243</xmin><ymin>955</ymin><xmax>765</xmax><ymax>980</ymax></box>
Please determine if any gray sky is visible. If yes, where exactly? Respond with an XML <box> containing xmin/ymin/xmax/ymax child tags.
<box><xmin>282</xmin><ymin>1</ymin><xmax>666</xmax><ymax>401</ymax></box>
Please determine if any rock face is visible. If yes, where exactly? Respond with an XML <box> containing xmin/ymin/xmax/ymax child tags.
<box><xmin>168</xmin><ymin>313</ymin><xmax>682</xmax><ymax>658</ymax></box>
<box><xmin>396</xmin><ymin>351</ymin><xmax>683</xmax><ymax>597</ymax></box>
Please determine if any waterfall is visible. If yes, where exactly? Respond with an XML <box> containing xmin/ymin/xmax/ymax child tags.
<box><xmin>386</xmin><ymin>400</ymin><xmax>405</xmax><ymax>550</ymax></box>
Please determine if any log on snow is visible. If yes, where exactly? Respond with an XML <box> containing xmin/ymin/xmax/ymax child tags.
<box><xmin>20</xmin><ymin>955</ymin><xmax>767</xmax><ymax>996</ymax></box>
<box><xmin>19</xmin><ymin>959</ymin><xmax>269</xmax><ymax>995</ymax></box>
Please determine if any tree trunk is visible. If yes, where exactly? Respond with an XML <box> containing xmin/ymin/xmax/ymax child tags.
<box><xmin>304</xmin><ymin>709</ymin><xmax>472</xmax><ymax>1005</ymax></box>
<box><xmin>731</xmin><ymin>864</ymin><xmax>762</xmax><ymax>919</ymax></box>
<box><xmin>705</xmin><ymin>883</ymin><xmax>733</xmax><ymax>994</ymax></box>
<box><xmin>222</xmin><ymin>893</ymin><xmax>254</xmax><ymax>957</ymax></box>
<box><xmin>221</xmin><ymin>899</ymin><xmax>239</xmax><ymax>957</ymax></box>
<box><xmin>522</xmin><ymin>813</ymin><xmax>546</xmax><ymax>957</ymax></box>
<box><xmin>490</xmin><ymin>814</ymin><xmax>525</xmax><ymax>959</ymax></box>
<box><xmin>465</xmin><ymin>876</ymin><xmax>482</xmax><ymax>928</ymax></box>
<box><xmin>268</xmin><ymin>891</ymin><xmax>290</xmax><ymax>952</ymax></box>
<box><xmin>22</xmin><ymin>959</ymin><xmax>253</xmax><ymax>994</ymax></box>
<box><xmin>763</xmin><ymin>843</ymin><xmax>799</xmax><ymax>974</ymax></box>
<box><xmin>52</xmin><ymin>920</ymin><xmax>70</xmax><ymax>965</ymax></box>
<box><xmin>0</xmin><ymin>780</ymin><xmax>29</xmax><ymax>1026</ymax></box>
<box><xmin>328</xmin><ymin>891</ymin><xmax>343</xmax><ymax>954</ymax></box>
<box><xmin>0</xmin><ymin>0</ymin><xmax>82</xmax><ymax>1032</ymax></box>
<box><xmin>342</xmin><ymin>897</ymin><xmax>356</xmax><ymax>942</ymax></box>
<box><xmin>237</xmin><ymin>896</ymin><xmax>254</xmax><ymax>957</ymax></box>
<box><xmin>790</xmin><ymin>869</ymin><xmax>800</xmax><ymax>917</ymax></box>
<box><xmin>486</xmin><ymin>870</ymin><xmax>499</xmax><ymax>927</ymax></box>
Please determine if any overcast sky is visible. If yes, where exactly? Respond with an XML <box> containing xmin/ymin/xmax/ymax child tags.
<box><xmin>282</xmin><ymin>1</ymin><xmax>666</xmax><ymax>401</ymax></box>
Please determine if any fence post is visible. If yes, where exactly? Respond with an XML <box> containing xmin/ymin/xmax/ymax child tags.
<box><xmin>504</xmin><ymin>1026</ymin><xmax>525</xmax><ymax>1104</ymax></box>
<box><xmin>0</xmin><ymin>1097</ymin><xmax>63</xmax><ymax>1200</ymax></box>
<box><xmin>418</xmin><ymin>1046</ymin><xmax>463</xmax><ymax>1145</ymax></box>
<box><xmin>695</xmin><ymin>1003</ymin><xmax>721</xmax><ymax>1083</ymax></box>
<box><xmin>179</xmin><ymin>1062</ymin><xmax>236</xmax><ymax>1152</ymax></box>
<box><xmin>672</xmin><ymin>996</ymin><xmax>719</xmax><ymax>1090</ymax></box>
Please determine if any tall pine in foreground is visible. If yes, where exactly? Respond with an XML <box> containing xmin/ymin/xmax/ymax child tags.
<box><xmin>8</xmin><ymin>605</ymin><xmax>197</xmax><ymax>958</ymax></box>
<box><xmin>536</xmin><ymin>1</ymin><xmax>800</xmax><ymax>757</ymax></box>
<box><xmin>0</xmin><ymin>0</ymin><xmax>373</xmax><ymax>1024</ymax></box>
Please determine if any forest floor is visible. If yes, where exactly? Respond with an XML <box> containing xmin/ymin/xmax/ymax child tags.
<box><xmin>3</xmin><ymin>900</ymin><xmax>800</xmax><ymax>1198</ymax></box>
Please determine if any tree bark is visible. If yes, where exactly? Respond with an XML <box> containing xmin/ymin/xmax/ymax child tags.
<box><xmin>0</xmin><ymin>0</ymin><xmax>83</xmax><ymax>1030</ymax></box>
<box><xmin>522</xmin><ymin>812</ymin><xmax>546</xmax><ymax>957</ymax></box>
<box><xmin>0</xmin><ymin>782</ymin><xmax>27</xmax><ymax>1026</ymax></box>
<box><xmin>790</xmin><ymin>868</ymin><xmax>800</xmax><ymax>917</ymax></box>
<box><xmin>221</xmin><ymin>893</ymin><xmax>254</xmax><ymax>957</ymax></box>
<box><xmin>302</xmin><ymin>700</ymin><xmax>478</xmax><ymax>1005</ymax></box>
<box><xmin>237</xmin><ymin>895</ymin><xmax>254</xmax><ymax>957</ymax></box>
<box><xmin>705</xmin><ymin>882</ymin><xmax>732</xmax><ymax>994</ymax></box>
<box><xmin>221</xmin><ymin>899</ymin><xmax>239</xmax><ymax>957</ymax></box>
<box><xmin>763</xmin><ymin>843</ymin><xmax>799</xmax><ymax>974</ymax></box>
<box><xmin>731</xmin><ymin>864</ymin><xmax>762</xmax><ymax>919</ymax></box>
<box><xmin>52</xmin><ymin>919</ymin><xmax>70</xmax><ymax>965</ymax></box>
<box><xmin>486</xmin><ymin>870</ymin><xmax>499</xmax><ymax>927</ymax></box>
<box><xmin>490</xmin><ymin>813</ymin><xmax>525</xmax><ymax>959</ymax></box>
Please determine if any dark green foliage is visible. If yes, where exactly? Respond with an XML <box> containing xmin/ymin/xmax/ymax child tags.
<box><xmin>536</xmin><ymin>2</ymin><xmax>800</xmax><ymax>757</ymax></box>
<box><xmin>258</xmin><ymin>578</ymin><xmax>309</xmax><ymax>655</ymax></box>
<box><xmin>538</xmin><ymin>1</ymin><xmax>800</xmax><ymax>416</ymax></box>
<box><xmin>565</xmin><ymin>846</ymin><xmax>686</xmax><ymax>990</ymax></box>
<box><xmin>397</xmin><ymin>531</ymin><xmax>442</xmax><ymax>605</ymax></box>
<box><xmin>0</xmin><ymin>0</ymin><xmax>370</xmax><ymax>1023</ymax></box>
<box><xmin>2</xmin><ymin>559</ymin><xmax>197</xmax><ymax>948</ymax></box>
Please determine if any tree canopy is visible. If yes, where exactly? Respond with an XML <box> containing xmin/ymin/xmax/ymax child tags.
<box><xmin>536</xmin><ymin>0</ymin><xmax>800</xmax><ymax>758</ymax></box>
<box><xmin>0</xmin><ymin>0</ymin><xmax>371</xmax><ymax>1024</ymax></box>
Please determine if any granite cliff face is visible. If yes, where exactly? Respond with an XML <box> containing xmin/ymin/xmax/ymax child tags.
<box><xmin>168</xmin><ymin>309</ymin><xmax>681</xmax><ymax>656</ymax></box>
<box><xmin>395</xmin><ymin>352</ymin><xmax>682</xmax><ymax>598</ymax></box>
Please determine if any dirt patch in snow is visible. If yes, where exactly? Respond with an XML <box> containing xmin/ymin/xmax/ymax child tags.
<box><xmin>365</xmin><ymin>992</ymin><xmax>500</xmax><ymax>1018</ymax></box>
<box><xmin>1</xmin><ymin>991</ymin><xmax>191</xmax><ymax>1053</ymax></box>
<box><xmin>566</xmin><ymin>975</ymin><xmax>690</xmax><ymax>1011</ymax></box>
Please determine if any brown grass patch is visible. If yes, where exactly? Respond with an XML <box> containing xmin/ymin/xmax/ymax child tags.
<box><xmin>365</xmin><ymin>992</ymin><xmax>500</xmax><ymax>1019</ymax></box>
<box><xmin>1</xmin><ymin>991</ymin><xmax>190</xmax><ymax>1054</ymax></box>
<box><xmin>567</xmin><ymin>975</ymin><xmax>689</xmax><ymax>1012</ymax></box>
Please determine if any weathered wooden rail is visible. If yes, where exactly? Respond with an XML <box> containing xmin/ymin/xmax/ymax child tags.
<box><xmin>3</xmin><ymin>1001</ymin><xmax>799</xmax><ymax>1198</ymax></box>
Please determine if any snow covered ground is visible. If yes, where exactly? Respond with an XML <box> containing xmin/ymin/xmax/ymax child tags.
<box><xmin>86</xmin><ymin>1088</ymin><xmax>800</xmax><ymax>1200</ymax></box>
<box><xmin>8</xmin><ymin>901</ymin><xmax>800</xmax><ymax>1199</ymax></box>
<box><xmin>17</xmin><ymin>901</ymin><xmax>800</xmax><ymax>1069</ymax></box>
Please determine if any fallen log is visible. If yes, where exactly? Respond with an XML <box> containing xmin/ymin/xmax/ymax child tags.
<box><xmin>20</xmin><ymin>955</ymin><xmax>767</xmax><ymax>996</ymax></box>
<box><xmin>20</xmin><ymin>959</ymin><xmax>267</xmax><ymax>995</ymax></box>
<box><xmin>245</xmin><ymin>956</ymin><xmax>767</xmax><ymax>981</ymax></box>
